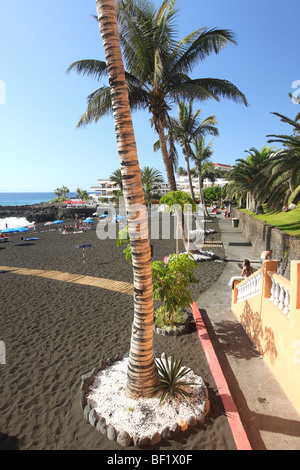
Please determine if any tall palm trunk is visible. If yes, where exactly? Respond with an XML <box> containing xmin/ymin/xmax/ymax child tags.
<box><xmin>156</xmin><ymin>119</ymin><xmax>177</xmax><ymax>191</ymax></box>
<box><xmin>198</xmin><ymin>169</ymin><xmax>209</xmax><ymax>217</ymax></box>
<box><xmin>96</xmin><ymin>0</ymin><xmax>157</xmax><ymax>399</ymax></box>
<box><xmin>183</xmin><ymin>143</ymin><xmax>196</xmax><ymax>203</ymax></box>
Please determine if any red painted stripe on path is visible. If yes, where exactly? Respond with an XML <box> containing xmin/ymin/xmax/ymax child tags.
<box><xmin>191</xmin><ymin>302</ymin><xmax>252</xmax><ymax>451</ymax></box>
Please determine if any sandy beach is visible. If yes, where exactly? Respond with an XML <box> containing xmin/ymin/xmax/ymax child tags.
<box><xmin>0</xmin><ymin>215</ymin><xmax>237</xmax><ymax>450</ymax></box>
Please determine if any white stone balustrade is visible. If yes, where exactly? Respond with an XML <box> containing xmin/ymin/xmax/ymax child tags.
<box><xmin>237</xmin><ymin>272</ymin><xmax>262</xmax><ymax>303</ymax></box>
<box><xmin>269</xmin><ymin>274</ymin><xmax>290</xmax><ymax>318</ymax></box>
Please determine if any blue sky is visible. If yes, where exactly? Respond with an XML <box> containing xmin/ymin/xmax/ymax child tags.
<box><xmin>0</xmin><ymin>0</ymin><xmax>299</xmax><ymax>192</ymax></box>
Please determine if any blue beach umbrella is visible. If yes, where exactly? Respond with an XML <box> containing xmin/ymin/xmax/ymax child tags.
<box><xmin>15</xmin><ymin>227</ymin><xmax>30</xmax><ymax>233</ymax></box>
<box><xmin>1</xmin><ymin>227</ymin><xmax>18</xmax><ymax>233</ymax></box>
<box><xmin>82</xmin><ymin>218</ymin><xmax>94</xmax><ymax>223</ymax></box>
<box><xmin>112</xmin><ymin>215</ymin><xmax>127</xmax><ymax>223</ymax></box>
<box><xmin>51</xmin><ymin>220</ymin><xmax>64</xmax><ymax>224</ymax></box>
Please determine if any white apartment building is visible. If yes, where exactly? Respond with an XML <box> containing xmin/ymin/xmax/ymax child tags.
<box><xmin>90</xmin><ymin>163</ymin><xmax>231</xmax><ymax>202</ymax></box>
<box><xmin>90</xmin><ymin>179</ymin><xmax>120</xmax><ymax>201</ymax></box>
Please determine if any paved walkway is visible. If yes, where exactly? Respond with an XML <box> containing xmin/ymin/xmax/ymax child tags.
<box><xmin>0</xmin><ymin>266</ymin><xmax>134</xmax><ymax>295</ymax></box>
<box><xmin>196</xmin><ymin>214</ymin><xmax>300</xmax><ymax>450</ymax></box>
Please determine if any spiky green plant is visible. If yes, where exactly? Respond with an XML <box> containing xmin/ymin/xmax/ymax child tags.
<box><xmin>152</xmin><ymin>352</ymin><xmax>197</xmax><ymax>404</ymax></box>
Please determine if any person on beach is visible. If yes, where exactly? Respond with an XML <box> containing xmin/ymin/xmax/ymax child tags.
<box><xmin>260</xmin><ymin>249</ymin><xmax>272</xmax><ymax>264</ymax></box>
<box><xmin>241</xmin><ymin>259</ymin><xmax>254</xmax><ymax>277</ymax></box>
<box><xmin>228</xmin><ymin>259</ymin><xmax>255</xmax><ymax>289</ymax></box>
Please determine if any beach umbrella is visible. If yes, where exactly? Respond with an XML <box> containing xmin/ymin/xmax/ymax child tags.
<box><xmin>82</xmin><ymin>218</ymin><xmax>94</xmax><ymax>223</ymax></box>
<box><xmin>1</xmin><ymin>228</ymin><xmax>18</xmax><ymax>233</ymax></box>
<box><xmin>99</xmin><ymin>214</ymin><xmax>108</xmax><ymax>218</ymax></box>
<box><xmin>15</xmin><ymin>227</ymin><xmax>30</xmax><ymax>233</ymax></box>
<box><xmin>112</xmin><ymin>215</ymin><xmax>127</xmax><ymax>223</ymax></box>
<box><xmin>52</xmin><ymin>220</ymin><xmax>64</xmax><ymax>224</ymax></box>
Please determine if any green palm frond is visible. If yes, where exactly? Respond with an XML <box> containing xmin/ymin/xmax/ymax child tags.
<box><xmin>66</xmin><ymin>59</ymin><xmax>108</xmax><ymax>80</ymax></box>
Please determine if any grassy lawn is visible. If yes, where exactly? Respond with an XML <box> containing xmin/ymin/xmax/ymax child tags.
<box><xmin>240</xmin><ymin>205</ymin><xmax>300</xmax><ymax>240</ymax></box>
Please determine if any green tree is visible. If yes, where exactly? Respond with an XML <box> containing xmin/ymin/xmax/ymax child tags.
<box><xmin>191</xmin><ymin>137</ymin><xmax>215</xmax><ymax>216</ymax></box>
<box><xmin>54</xmin><ymin>186</ymin><xmax>70</xmax><ymax>201</ymax></box>
<box><xmin>169</xmin><ymin>100</ymin><xmax>218</xmax><ymax>202</ymax></box>
<box><xmin>224</xmin><ymin>146</ymin><xmax>275</xmax><ymax>212</ymax></box>
<box><xmin>177</xmin><ymin>166</ymin><xmax>187</xmax><ymax>177</ymax></box>
<box><xmin>202</xmin><ymin>185</ymin><xmax>222</xmax><ymax>204</ymax></box>
<box><xmin>260</xmin><ymin>112</ymin><xmax>300</xmax><ymax>209</ymax></box>
<box><xmin>141</xmin><ymin>166</ymin><xmax>164</xmax><ymax>208</ymax></box>
<box><xmin>75</xmin><ymin>188</ymin><xmax>89</xmax><ymax>201</ymax></box>
<box><xmin>152</xmin><ymin>253</ymin><xmax>198</xmax><ymax>326</ymax></box>
<box><xmin>109</xmin><ymin>168</ymin><xmax>123</xmax><ymax>192</ymax></box>
<box><xmin>68</xmin><ymin>0</ymin><xmax>248</xmax><ymax>194</ymax></box>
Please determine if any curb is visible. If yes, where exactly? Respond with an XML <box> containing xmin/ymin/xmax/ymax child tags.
<box><xmin>191</xmin><ymin>302</ymin><xmax>252</xmax><ymax>451</ymax></box>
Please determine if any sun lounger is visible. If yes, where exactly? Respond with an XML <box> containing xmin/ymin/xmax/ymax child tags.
<box><xmin>20</xmin><ymin>237</ymin><xmax>39</xmax><ymax>241</ymax></box>
<box><xmin>0</xmin><ymin>237</ymin><xmax>10</xmax><ymax>243</ymax></box>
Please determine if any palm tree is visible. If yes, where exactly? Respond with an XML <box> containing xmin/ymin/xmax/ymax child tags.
<box><xmin>261</xmin><ymin>112</ymin><xmax>300</xmax><ymax>209</ymax></box>
<box><xmin>177</xmin><ymin>166</ymin><xmax>187</xmax><ymax>177</ymax></box>
<box><xmin>191</xmin><ymin>138</ymin><xmax>215</xmax><ymax>216</ymax></box>
<box><xmin>141</xmin><ymin>166</ymin><xmax>164</xmax><ymax>208</ymax></box>
<box><xmin>170</xmin><ymin>100</ymin><xmax>218</xmax><ymax>202</ymax></box>
<box><xmin>61</xmin><ymin>186</ymin><xmax>70</xmax><ymax>200</ymax></box>
<box><xmin>68</xmin><ymin>0</ymin><xmax>248</xmax><ymax>193</ymax></box>
<box><xmin>75</xmin><ymin>188</ymin><xmax>89</xmax><ymax>201</ymax></box>
<box><xmin>54</xmin><ymin>186</ymin><xmax>70</xmax><ymax>201</ymax></box>
<box><xmin>225</xmin><ymin>146</ymin><xmax>275</xmax><ymax>212</ymax></box>
<box><xmin>54</xmin><ymin>187</ymin><xmax>63</xmax><ymax>200</ymax></box>
<box><xmin>95</xmin><ymin>0</ymin><xmax>157</xmax><ymax>399</ymax></box>
<box><xmin>109</xmin><ymin>168</ymin><xmax>123</xmax><ymax>192</ymax></box>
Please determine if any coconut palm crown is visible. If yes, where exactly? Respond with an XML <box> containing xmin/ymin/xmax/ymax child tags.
<box><xmin>67</xmin><ymin>0</ymin><xmax>248</xmax><ymax>192</ymax></box>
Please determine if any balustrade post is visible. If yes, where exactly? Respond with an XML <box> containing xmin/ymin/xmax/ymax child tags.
<box><xmin>289</xmin><ymin>260</ymin><xmax>300</xmax><ymax>317</ymax></box>
<box><xmin>263</xmin><ymin>260</ymin><xmax>278</xmax><ymax>298</ymax></box>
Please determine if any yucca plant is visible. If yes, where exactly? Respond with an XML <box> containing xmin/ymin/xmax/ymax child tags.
<box><xmin>153</xmin><ymin>352</ymin><xmax>197</xmax><ymax>404</ymax></box>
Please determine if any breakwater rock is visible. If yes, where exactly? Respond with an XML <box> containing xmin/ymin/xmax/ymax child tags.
<box><xmin>0</xmin><ymin>204</ymin><xmax>59</xmax><ymax>223</ymax></box>
<box><xmin>0</xmin><ymin>204</ymin><xmax>98</xmax><ymax>223</ymax></box>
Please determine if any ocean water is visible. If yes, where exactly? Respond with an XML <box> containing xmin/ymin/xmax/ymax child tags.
<box><xmin>0</xmin><ymin>192</ymin><xmax>75</xmax><ymax>230</ymax></box>
<box><xmin>0</xmin><ymin>192</ymin><xmax>76</xmax><ymax>207</ymax></box>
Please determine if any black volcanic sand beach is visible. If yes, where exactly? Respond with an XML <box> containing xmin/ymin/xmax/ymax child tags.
<box><xmin>0</xmin><ymin>216</ymin><xmax>237</xmax><ymax>450</ymax></box>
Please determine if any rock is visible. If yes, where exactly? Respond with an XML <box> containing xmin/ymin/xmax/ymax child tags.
<box><xmin>0</xmin><ymin>203</ymin><xmax>59</xmax><ymax>223</ymax></box>
<box><xmin>149</xmin><ymin>432</ymin><xmax>162</xmax><ymax>445</ymax></box>
<box><xmin>133</xmin><ymin>435</ymin><xmax>149</xmax><ymax>448</ymax></box>
<box><xmin>80</xmin><ymin>382</ymin><xmax>90</xmax><ymax>410</ymax></box>
<box><xmin>107</xmin><ymin>424</ymin><xmax>117</xmax><ymax>441</ymax></box>
<box><xmin>89</xmin><ymin>409</ymin><xmax>99</xmax><ymax>427</ymax></box>
<box><xmin>98</xmin><ymin>359</ymin><xmax>106</xmax><ymax>370</ymax></box>
<box><xmin>81</xmin><ymin>367</ymin><xmax>97</xmax><ymax>386</ymax></box>
<box><xmin>117</xmin><ymin>431</ymin><xmax>132</xmax><ymax>447</ymax></box>
<box><xmin>96</xmin><ymin>416</ymin><xmax>107</xmax><ymax>435</ymax></box>
<box><xmin>170</xmin><ymin>422</ymin><xmax>181</xmax><ymax>434</ymax></box>
<box><xmin>114</xmin><ymin>353</ymin><xmax>123</xmax><ymax>361</ymax></box>
<box><xmin>83</xmin><ymin>403</ymin><xmax>92</xmax><ymax>421</ymax></box>
<box><xmin>186</xmin><ymin>415</ymin><xmax>197</xmax><ymax>427</ymax></box>
<box><xmin>177</xmin><ymin>419</ymin><xmax>188</xmax><ymax>431</ymax></box>
<box><xmin>161</xmin><ymin>426</ymin><xmax>172</xmax><ymax>439</ymax></box>
<box><xmin>106</xmin><ymin>357</ymin><xmax>115</xmax><ymax>366</ymax></box>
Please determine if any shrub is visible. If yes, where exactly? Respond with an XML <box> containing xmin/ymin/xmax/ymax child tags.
<box><xmin>152</xmin><ymin>352</ymin><xmax>197</xmax><ymax>404</ymax></box>
<box><xmin>152</xmin><ymin>253</ymin><xmax>198</xmax><ymax>325</ymax></box>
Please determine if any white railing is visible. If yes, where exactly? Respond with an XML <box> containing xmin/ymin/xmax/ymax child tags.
<box><xmin>237</xmin><ymin>272</ymin><xmax>262</xmax><ymax>303</ymax></box>
<box><xmin>269</xmin><ymin>273</ymin><xmax>290</xmax><ymax>318</ymax></box>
